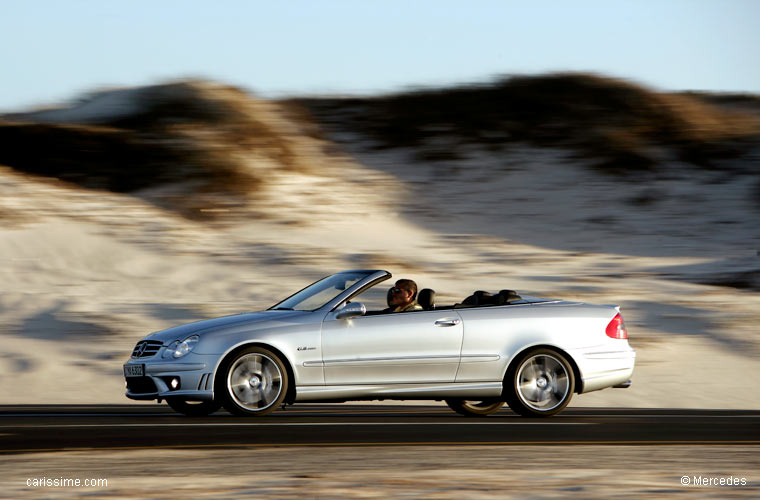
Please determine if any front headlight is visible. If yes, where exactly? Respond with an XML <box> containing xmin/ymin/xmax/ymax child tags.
<box><xmin>162</xmin><ymin>335</ymin><xmax>199</xmax><ymax>359</ymax></box>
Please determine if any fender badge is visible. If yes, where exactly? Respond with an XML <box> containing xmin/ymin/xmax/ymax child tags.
<box><xmin>297</xmin><ymin>346</ymin><xmax>316</xmax><ymax>351</ymax></box>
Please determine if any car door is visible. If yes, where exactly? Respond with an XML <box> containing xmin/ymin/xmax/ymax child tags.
<box><xmin>321</xmin><ymin>309</ymin><xmax>464</xmax><ymax>384</ymax></box>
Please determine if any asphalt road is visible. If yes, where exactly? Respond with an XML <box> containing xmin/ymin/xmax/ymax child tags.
<box><xmin>1</xmin><ymin>405</ymin><xmax>758</xmax><ymax>453</ymax></box>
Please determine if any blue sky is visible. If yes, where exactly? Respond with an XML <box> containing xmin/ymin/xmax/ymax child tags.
<box><xmin>1</xmin><ymin>0</ymin><xmax>758</xmax><ymax>111</ymax></box>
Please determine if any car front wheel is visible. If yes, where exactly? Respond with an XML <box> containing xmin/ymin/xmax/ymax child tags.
<box><xmin>220</xmin><ymin>346</ymin><xmax>289</xmax><ymax>416</ymax></box>
<box><xmin>505</xmin><ymin>348</ymin><xmax>575</xmax><ymax>417</ymax></box>
<box><xmin>445</xmin><ymin>399</ymin><xmax>504</xmax><ymax>416</ymax></box>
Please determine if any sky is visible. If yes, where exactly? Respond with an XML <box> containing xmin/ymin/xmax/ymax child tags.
<box><xmin>1</xmin><ymin>0</ymin><xmax>759</xmax><ymax>111</ymax></box>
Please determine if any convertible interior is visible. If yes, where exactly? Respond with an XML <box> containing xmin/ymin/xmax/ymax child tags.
<box><xmin>363</xmin><ymin>288</ymin><xmax>524</xmax><ymax>315</ymax></box>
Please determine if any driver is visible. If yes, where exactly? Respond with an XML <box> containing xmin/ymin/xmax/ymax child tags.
<box><xmin>384</xmin><ymin>279</ymin><xmax>423</xmax><ymax>313</ymax></box>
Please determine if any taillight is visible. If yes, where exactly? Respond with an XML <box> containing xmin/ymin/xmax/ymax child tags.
<box><xmin>605</xmin><ymin>313</ymin><xmax>628</xmax><ymax>339</ymax></box>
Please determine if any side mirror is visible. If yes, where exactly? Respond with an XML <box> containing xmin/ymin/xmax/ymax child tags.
<box><xmin>336</xmin><ymin>302</ymin><xmax>366</xmax><ymax>320</ymax></box>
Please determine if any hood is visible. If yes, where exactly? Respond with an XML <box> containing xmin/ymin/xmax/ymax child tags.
<box><xmin>144</xmin><ymin>310</ymin><xmax>307</xmax><ymax>343</ymax></box>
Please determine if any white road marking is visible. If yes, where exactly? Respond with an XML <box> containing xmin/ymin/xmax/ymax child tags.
<box><xmin>0</xmin><ymin>421</ymin><xmax>595</xmax><ymax>428</ymax></box>
<box><xmin>0</xmin><ymin>414</ymin><xmax>172</xmax><ymax>418</ymax></box>
<box><xmin>0</xmin><ymin>413</ymin><xmax>757</xmax><ymax>418</ymax></box>
<box><xmin>569</xmin><ymin>414</ymin><xmax>759</xmax><ymax>418</ymax></box>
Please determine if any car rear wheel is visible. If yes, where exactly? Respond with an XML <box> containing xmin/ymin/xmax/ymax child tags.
<box><xmin>445</xmin><ymin>399</ymin><xmax>504</xmax><ymax>417</ymax></box>
<box><xmin>166</xmin><ymin>398</ymin><xmax>222</xmax><ymax>417</ymax></box>
<box><xmin>505</xmin><ymin>348</ymin><xmax>575</xmax><ymax>417</ymax></box>
<box><xmin>220</xmin><ymin>346</ymin><xmax>289</xmax><ymax>417</ymax></box>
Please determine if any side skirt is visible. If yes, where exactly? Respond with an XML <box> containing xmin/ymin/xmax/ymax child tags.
<box><xmin>295</xmin><ymin>382</ymin><xmax>503</xmax><ymax>402</ymax></box>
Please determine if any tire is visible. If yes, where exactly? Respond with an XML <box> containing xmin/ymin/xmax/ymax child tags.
<box><xmin>219</xmin><ymin>346</ymin><xmax>289</xmax><ymax>417</ymax></box>
<box><xmin>166</xmin><ymin>398</ymin><xmax>222</xmax><ymax>417</ymax></box>
<box><xmin>445</xmin><ymin>399</ymin><xmax>504</xmax><ymax>417</ymax></box>
<box><xmin>505</xmin><ymin>348</ymin><xmax>575</xmax><ymax>417</ymax></box>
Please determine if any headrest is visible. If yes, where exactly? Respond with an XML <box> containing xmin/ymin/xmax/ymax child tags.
<box><xmin>460</xmin><ymin>290</ymin><xmax>487</xmax><ymax>306</ymax></box>
<box><xmin>498</xmin><ymin>289</ymin><xmax>522</xmax><ymax>305</ymax></box>
<box><xmin>417</xmin><ymin>288</ymin><xmax>436</xmax><ymax>310</ymax></box>
<box><xmin>460</xmin><ymin>289</ymin><xmax>522</xmax><ymax>307</ymax></box>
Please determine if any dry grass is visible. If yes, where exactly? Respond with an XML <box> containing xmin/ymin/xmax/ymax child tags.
<box><xmin>0</xmin><ymin>122</ymin><xmax>247</xmax><ymax>192</ymax></box>
<box><xmin>1</xmin><ymin>75</ymin><xmax>758</xmax><ymax>220</ymax></box>
<box><xmin>297</xmin><ymin>73</ymin><xmax>760</xmax><ymax>174</ymax></box>
<box><xmin>0</xmin><ymin>81</ymin><xmax>319</xmax><ymax>218</ymax></box>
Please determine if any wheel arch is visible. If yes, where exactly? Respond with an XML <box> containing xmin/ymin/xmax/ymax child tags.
<box><xmin>213</xmin><ymin>341</ymin><xmax>297</xmax><ymax>405</ymax></box>
<box><xmin>502</xmin><ymin>344</ymin><xmax>583</xmax><ymax>394</ymax></box>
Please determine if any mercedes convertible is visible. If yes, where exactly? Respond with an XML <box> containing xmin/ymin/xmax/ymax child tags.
<box><xmin>124</xmin><ymin>270</ymin><xmax>635</xmax><ymax>417</ymax></box>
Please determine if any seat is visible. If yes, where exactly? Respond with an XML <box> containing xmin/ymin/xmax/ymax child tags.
<box><xmin>498</xmin><ymin>289</ymin><xmax>522</xmax><ymax>305</ymax></box>
<box><xmin>456</xmin><ymin>289</ymin><xmax>521</xmax><ymax>308</ymax></box>
<box><xmin>417</xmin><ymin>288</ymin><xmax>436</xmax><ymax>311</ymax></box>
<box><xmin>457</xmin><ymin>290</ymin><xmax>491</xmax><ymax>307</ymax></box>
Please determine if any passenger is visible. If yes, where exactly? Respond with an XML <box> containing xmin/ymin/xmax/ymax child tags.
<box><xmin>385</xmin><ymin>279</ymin><xmax>423</xmax><ymax>313</ymax></box>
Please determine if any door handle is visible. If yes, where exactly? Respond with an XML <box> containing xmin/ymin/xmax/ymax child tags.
<box><xmin>434</xmin><ymin>318</ymin><xmax>461</xmax><ymax>327</ymax></box>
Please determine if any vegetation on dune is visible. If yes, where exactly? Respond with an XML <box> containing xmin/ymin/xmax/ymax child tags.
<box><xmin>0</xmin><ymin>122</ymin><xmax>245</xmax><ymax>193</ymax></box>
<box><xmin>298</xmin><ymin>73</ymin><xmax>760</xmax><ymax>173</ymax></box>
<box><xmin>0</xmin><ymin>82</ymin><xmax>314</xmax><ymax>217</ymax></box>
<box><xmin>1</xmin><ymin>74</ymin><xmax>758</xmax><ymax>219</ymax></box>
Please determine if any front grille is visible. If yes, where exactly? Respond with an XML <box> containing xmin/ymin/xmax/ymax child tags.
<box><xmin>131</xmin><ymin>340</ymin><xmax>163</xmax><ymax>358</ymax></box>
<box><xmin>126</xmin><ymin>377</ymin><xmax>157</xmax><ymax>394</ymax></box>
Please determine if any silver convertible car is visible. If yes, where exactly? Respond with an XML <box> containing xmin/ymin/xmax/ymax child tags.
<box><xmin>124</xmin><ymin>270</ymin><xmax>635</xmax><ymax>417</ymax></box>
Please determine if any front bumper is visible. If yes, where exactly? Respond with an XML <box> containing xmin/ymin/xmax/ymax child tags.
<box><xmin>124</xmin><ymin>353</ymin><xmax>219</xmax><ymax>401</ymax></box>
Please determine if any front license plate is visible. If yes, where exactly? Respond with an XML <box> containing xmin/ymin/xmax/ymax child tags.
<box><xmin>124</xmin><ymin>364</ymin><xmax>145</xmax><ymax>377</ymax></box>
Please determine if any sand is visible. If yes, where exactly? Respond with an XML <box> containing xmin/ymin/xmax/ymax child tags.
<box><xmin>2</xmin><ymin>446</ymin><xmax>757</xmax><ymax>499</ymax></box>
<box><xmin>1</xmin><ymin>139</ymin><xmax>758</xmax><ymax>409</ymax></box>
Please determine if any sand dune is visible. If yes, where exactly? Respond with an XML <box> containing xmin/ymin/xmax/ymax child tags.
<box><xmin>1</xmin><ymin>76</ymin><xmax>758</xmax><ymax>408</ymax></box>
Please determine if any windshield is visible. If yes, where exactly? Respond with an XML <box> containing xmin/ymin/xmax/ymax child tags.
<box><xmin>269</xmin><ymin>271</ymin><xmax>375</xmax><ymax>311</ymax></box>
